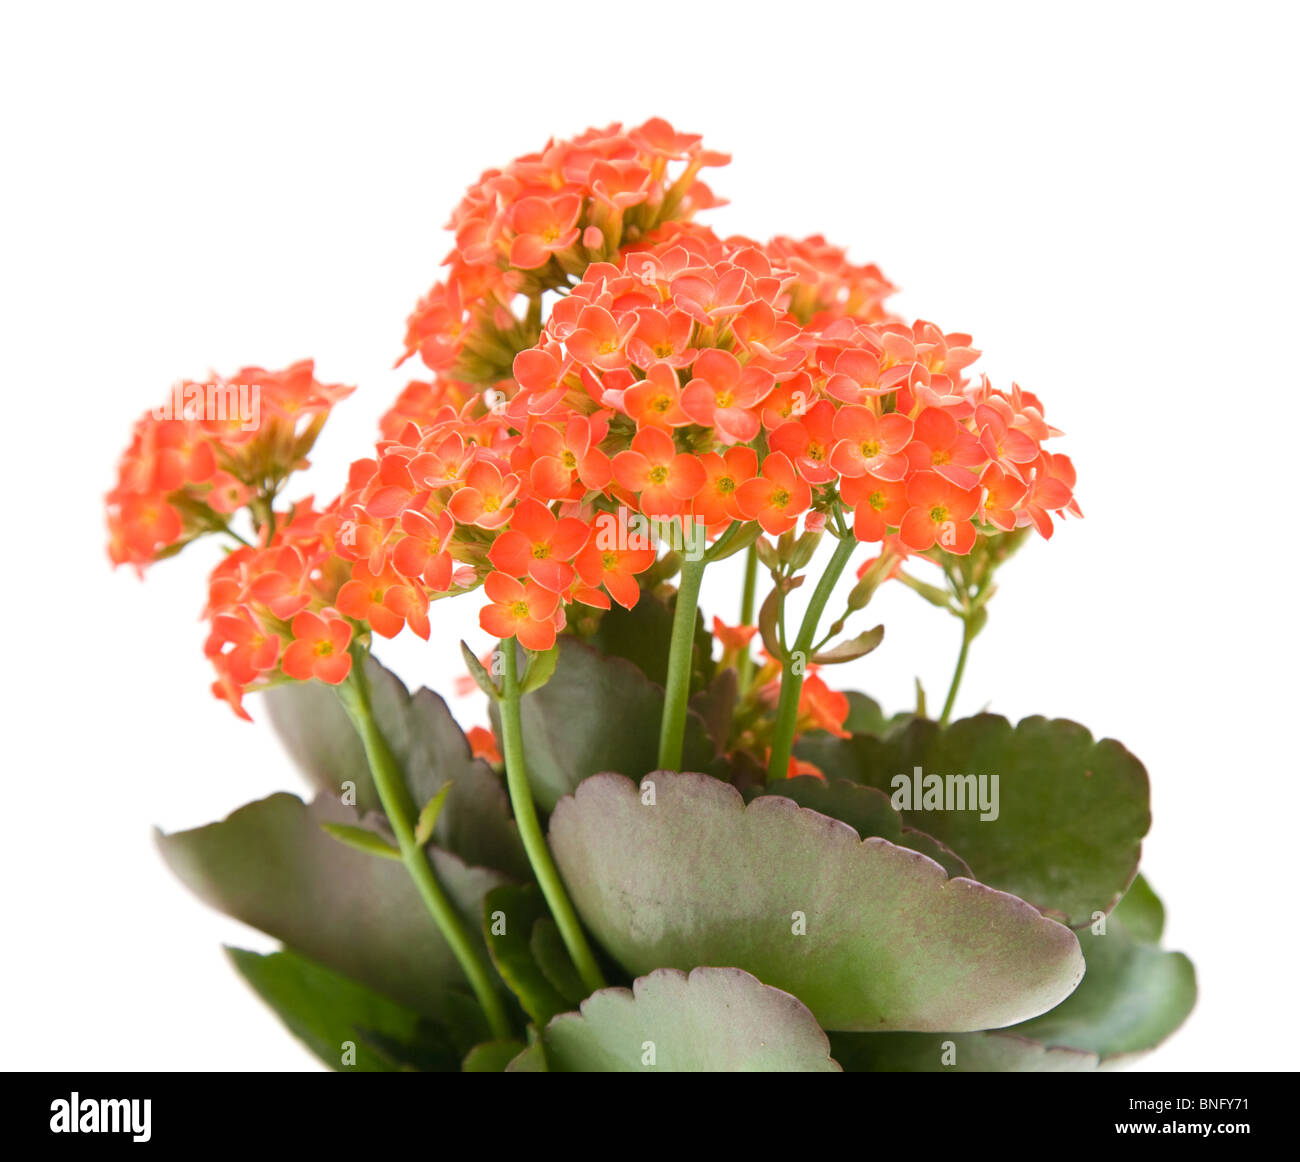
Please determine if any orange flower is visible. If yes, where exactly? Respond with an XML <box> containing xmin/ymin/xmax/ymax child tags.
<box><xmin>391</xmin><ymin>509</ymin><xmax>456</xmax><ymax>591</ymax></box>
<box><xmin>979</xmin><ymin>463</ymin><xmax>1028</xmax><ymax>532</ymax></box>
<box><xmin>521</xmin><ymin>415</ymin><xmax>612</xmax><ymax>500</ymax></box>
<box><xmin>508</xmin><ymin>194</ymin><xmax>583</xmax><ymax>269</ymax></box>
<box><xmin>736</xmin><ymin>452</ymin><xmax>812</xmax><ymax>535</ymax></box>
<box><xmin>487</xmin><ymin>497</ymin><xmax>589</xmax><ymax>592</ymax></box>
<box><xmin>446</xmin><ymin>458</ymin><xmax>521</xmax><ymax>529</ymax></box>
<box><xmin>679</xmin><ymin>349</ymin><xmax>771</xmax><ymax>442</ymax></box>
<box><xmin>611</xmin><ymin>427</ymin><xmax>707</xmax><ymax>518</ymax></box>
<box><xmin>467</xmin><ymin>725</ymin><xmax>502</xmax><ymax>765</ymax></box>
<box><xmin>899</xmin><ymin>472</ymin><xmax>980</xmax><ymax>554</ymax></box>
<box><xmin>905</xmin><ymin>407</ymin><xmax>985</xmax><ymax>489</ymax></box>
<box><xmin>829</xmin><ymin>405</ymin><xmax>913</xmax><ymax>480</ymax></box>
<box><xmin>206</xmin><ymin>610</ymin><xmax>280</xmax><ymax>686</ymax></box>
<box><xmin>575</xmin><ymin>536</ymin><xmax>657</xmax><ymax>610</ymax></box>
<box><xmin>336</xmin><ymin>563</ymin><xmax>409</xmax><ymax>639</ymax></box>
<box><xmin>841</xmin><ymin>473</ymin><xmax>909</xmax><ymax>543</ymax></box>
<box><xmin>692</xmin><ymin>446</ymin><xmax>758</xmax><ymax>526</ymax></box>
<box><xmin>769</xmin><ymin>399</ymin><xmax>838</xmax><ymax>485</ymax></box>
<box><xmin>282</xmin><ymin>611</ymin><xmax>352</xmax><ymax>685</ymax></box>
<box><xmin>712</xmin><ymin>617</ymin><xmax>758</xmax><ymax>653</ymax></box>
<box><xmin>623</xmin><ymin>362</ymin><xmax>693</xmax><ymax>428</ymax></box>
<box><xmin>479</xmin><ymin>572</ymin><xmax>563</xmax><ymax>651</ymax></box>
<box><xmin>797</xmin><ymin>673</ymin><xmax>852</xmax><ymax>739</ymax></box>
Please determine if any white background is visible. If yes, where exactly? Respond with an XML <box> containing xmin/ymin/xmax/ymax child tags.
<box><xmin>2</xmin><ymin>1</ymin><xmax>1296</xmax><ymax>1071</ymax></box>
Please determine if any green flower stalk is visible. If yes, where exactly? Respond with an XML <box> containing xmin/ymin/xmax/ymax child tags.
<box><xmin>498</xmin><ymin>640</ymin><xmax>606</xmax><ymax>995</ymax></box>
<box><xmin>336</xmin><ymin>653</ymin><xmax>512</xmax><ymax>1041</ymax></box>
<box><xmin>657</xmin><ymin>553</ymin><xmax>708</xmax><ymax>771</ymax></box>
<box><xmin>765</xmin><ymin>531</ymin><xmax>858</xmax><ymax>782</ymax></box>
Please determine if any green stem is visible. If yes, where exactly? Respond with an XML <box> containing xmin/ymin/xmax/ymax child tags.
<box><xmin>337</xmin><ymin>659</ymin><xmax>512</xmax><ymax>1041</ymax></box>
<box><xmin>738</xmin><ymin>544</ymin><xmax>758</xmax><ymax>695</ymax></box>
<box><xmin>657</xmin><ymin>552</ymin><xmax>707</xmax><ymax>771</ymax></box>
<box><xmin>499</xmin><ymin>642</ymin><xmax>606</xmax><ymax>995</ymax></box>
<box><xmin>939</xmin><ymin>618</ymin><xmax>973</xmax><ymax>727</ymax></box>
<box><xmin>766</xmin><ymin>533</ymin><xmax>858</xmax><ymax>782</ymax></box>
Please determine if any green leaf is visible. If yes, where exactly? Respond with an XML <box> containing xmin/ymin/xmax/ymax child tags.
<box><xmin>828</xmin><ymin>1029</ymin><xmax>1098</xmax><ymax>1072</ymax></box>
<box><xmin>583</xmin><ymin>586</ymin><xmax>711</xmax><ymax>689</ymax></box>
<box><xmin>1012</xmin><ymin>877</ymin><xmax>1195</xmax><ymax>1058</ymax></box>
<box><xmin>403</xmin><ymin>685</ymin><xmax>530</xmax><ymax>878</ymax></box>
<box><xmin>758</xmin><ymin>585</ymin><xmax>785</xmax><ymax>661</ymax></box>
<box><xmin>841</xmin><ymin>691</ymin><xmax>889</xmax><ymax>735</ymax></box>
<box><xmin>797</xmin><ymin>713</ymin><xmax>1151</xmax><ymax>927</ymax></box>
<box><xmin>690</xmin><ymin>667</ymin><xmax>738</xmax><ymax>755</ymax></box>
<box><xmin>705</xmin><ymin>519</ymin><xmax>762</xmax><ymax>562</ymax></box>
<box><xmin>550</xmin><ymin>772</ymin><xmax>1084</xmax><ymax>1032</ymax></box>
<box><xmin>828</xmin><ymin>875</ymin><xmax>1196</xmax><ymax>1070</ymax></box>
<box><xmin>505</xmin><ymin>1039</ymin><xmax>549</xmax><ymax>1072</ymax></box>
<box><xmin>483</xmin><ymin>885</ymin><xmax>572</xmax><ymax>1025</ymax></box>
<box><xmin>519</xmin><ymin>644</ymin><xmax>560</xmax><ymax>694</ymax></box>
<box><xmin>264</xmin><ymin>654</ymin><xmax>528</xmax><ymax>879</ymax></box>
<box><xmin>543</xmin><ymin>967</ymin><xmax>840</xmax><ymax>1072</ymax></box>
<box><xmin>413</xmin><ymin>784</ymin><xmax>452</xmax><ymax>848</ymax></box>
<box><xmin>896</xmin><ymin>827</ymin><xmax>973</xmax><ymax>880</ymax></box>
<box><xmin>585</xmin><ymin>593</ymin><xmax>675</xmax><ymax>685</ymax></box>
<box><xmin>462</xmin><ymin>1040</ymin><xmax>526</xmax><ymax>1072</ymax></box>
<box><xmin>744</xmin><ymin>776</ymin><xmax>971</xmax><ymax>879</ymax></box>
<box><xmin>1112</xmin><ymin>870</ymin><xmax>1164</xmax><ymax>942</ymax></box>
<box><xmin>896</xmin><ymin>571</ymin><xmax>956</xmax><ymax>609</ymax></box>
<box><xmin>810</xmin><ymin>625</ymin><xmax>884</xmax><ymax>665</ymax></box>
<box><xmin>264</xmin><ymin>674</ymin><xmax>379</xmax><ymax>813</ymax></box>
<box><xmin>529</xmin><ymin>918</ymin><xmax>586</xmax><ymax>1006</ymax></box>
<box><xmin>320</xmin><ymin>822</ymin><xmax>401</xmax><ymax>861</ymax></box>
<box><xmin>460</xmin><ymin>640</ymin><xmax>500</xmax><ymax>698</ymax></box>
<box><xmin>157</xmin><ymin>793</ymin><xmax>508</xmax><ymax>1024</ymax></box>
<box><xmin>491</xmin><ymin>638</ymin><xmax>714</xmax><ymax>811</ymax></box>
<box><xmin>226</xmin><ymin>947</ymin><xmax>459</xmax><ymax>1072</ymax></box>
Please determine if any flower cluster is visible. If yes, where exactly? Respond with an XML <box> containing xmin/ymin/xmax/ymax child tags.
<box><xmin>757</xmin><ymin>233</ymin><xmax>898</xmax><ymax>327</ymax></box>
<box><xmin>327</xmin><ymin>226</ymin><xmax>1078</xmax><ymax>667</ymax></box>
<box><xmin>399</xmin><ymin>119</ymin><xmax>728</xmax><ymax>385</ymax></box>
<box><xmin>106</xmin><ymin>361</ymin><xmax>352</xmax><ymax>569</ymax></box>
<box><xmin>202</xmin><ymin>498</ymin><xmax>354</xmax><ymax>719</ymax></box>
<box><xmin>107</xmin><ymin>120</ymin><xmax>1079</xmax><ymax>723</ymax></box>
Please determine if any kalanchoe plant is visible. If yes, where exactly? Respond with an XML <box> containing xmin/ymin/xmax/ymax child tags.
<box><xmin>109</xmin><ymin>119</ymin><xmax>1194</xmax><ymax>1072</ymax></box>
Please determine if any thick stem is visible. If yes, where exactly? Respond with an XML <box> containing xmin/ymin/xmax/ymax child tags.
<box><xmin>499</xmin><ymin>642</ymin><xmax>606</xmax><ymax>995</ymax></box>
<box><xmin>657</xmin><ymin>552</ymin><xmax>707</xmax><ymax>771</ymax></box>
<box><xmin>939</xmin><ymin>619</ymin><xmax>973</xmax><ymax>727</ymax></box>
<box><xmin>738</xmin><ymin>544</ymin><xmax>758</xmax><ymax>695</ymax></box>
<box><xmin>337</xmin><ymin>660</ymin><xmax>512</xmax><ymax>1040</ymax></box>
<box><xmin>765</xmin><ymin>534</ymin><xmax>858</xmax><ymax>782</ymax></box>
